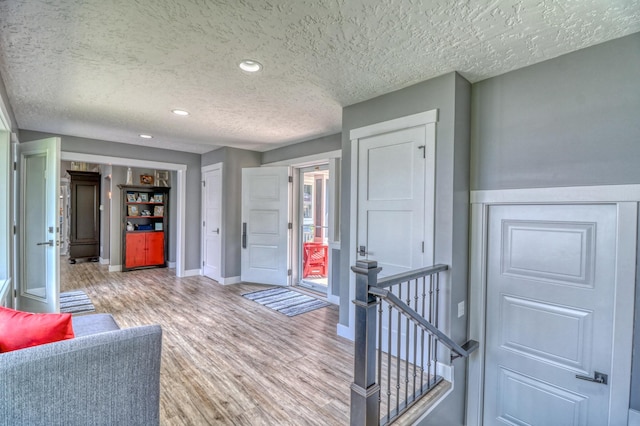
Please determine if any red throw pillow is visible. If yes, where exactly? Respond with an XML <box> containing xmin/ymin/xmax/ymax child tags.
<box><xmin>0</xmin><ymin>306</ymin><xmax>75</xmax><ymax>352</ymax></box>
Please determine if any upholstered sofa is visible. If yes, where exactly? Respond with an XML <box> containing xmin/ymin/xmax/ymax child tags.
<box><xmin>0</xmin><ymin>314</ymin><xmax>162</xmax><ymax>426</ymax></box>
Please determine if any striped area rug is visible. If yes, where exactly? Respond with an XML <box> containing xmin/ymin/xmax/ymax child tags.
<box><xmin>60</xmin><ymin>290</ymin><xmax>96</xmax><ymax>314</ymax></box>
<box><xmin>242</xmin><ymin>287</ymin><xmax>330</xmax><ymax>317</ymax></box>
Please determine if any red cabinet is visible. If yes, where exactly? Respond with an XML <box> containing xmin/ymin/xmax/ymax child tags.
<box><xmin>125</xmin><ymin>233</ymin><xmax>164</xmax><ymax>269</ymax></box>
<box><xmin>120</xmin><ymin>185</ymin><xmax>169</xmax><ymax>271</ymax></box>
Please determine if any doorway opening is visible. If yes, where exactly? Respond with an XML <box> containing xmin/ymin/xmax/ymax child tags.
<box><xmin>298</xmin><ymin>164</ymin><xmax>329</xmax><ymax>294</ymax></box>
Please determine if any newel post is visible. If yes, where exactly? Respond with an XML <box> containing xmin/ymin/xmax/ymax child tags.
<box><xmin>350</xmin><ymin>259</ymin><xmax>382</xmax><ymax>426</ymax></box>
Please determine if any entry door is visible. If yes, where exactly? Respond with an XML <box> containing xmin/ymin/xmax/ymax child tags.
<box><xmin>202</xmin><ymin>166</ymin><xmax>222</xmax><ymax>282</ymax></box>
<box><xmin>16</xmin><ymin>138</ymin><xmax>60</xmax><ymax>313</ymax></box>
<box><xmin>357</xmin><ymin>125</ymin><xmax>432</xmax><ymax>276</ymax></box>
<box><xmin>483</xmin><ymin>204</ymin><xmax>620</xmax><ymax>425</ymax></box>
<box><xmin>241</xmin><ymin>167</ymin><xmax>290</xmax><ymax>285</ymax></box>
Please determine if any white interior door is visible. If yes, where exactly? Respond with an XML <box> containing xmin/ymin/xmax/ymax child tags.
<box><xmin>483</xmin><ymin>203</ymin><xmax>626</xmax><ymax>425</ymax></box>
<box><xmin>202</xmin><ymin>166</ymin><xmax>222</xmax><ymax>282</ymax></box>
<box><xmin>357</xmin><ymin>125</ymin><xmax>433</xmax><ymax>276</ymax></box>
<box><xmin>356</xmin><ymin>125</ymin><xmax>435</xmax><ymax>359</ymax></box>
<box><xmin>241</xmin><ymin>166</ymin><xmax>290</xmax><ymax>285</ymax></box>
<box><xmin>16</xmin><ymin>137</ymin><xmax>60</xmax><ymax>313</ymax></box>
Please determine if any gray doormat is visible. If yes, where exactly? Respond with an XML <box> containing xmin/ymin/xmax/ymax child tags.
<box><xmin>242</xmin><ymin>287</ymin><xmax>330</xmax><ymax>317</ymax></box>
<box><xmin>60</xmin><ymin>290</ymin><xmax>96</xmax><ymax>315</ymax></box>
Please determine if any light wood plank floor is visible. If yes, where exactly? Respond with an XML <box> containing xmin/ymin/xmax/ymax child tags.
<box><xmin>61</xmin><ymin>259</ymin><xmax>354</xmax><ymax>425</ymax></box>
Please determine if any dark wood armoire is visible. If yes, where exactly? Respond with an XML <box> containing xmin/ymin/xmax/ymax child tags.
<box><xmin>68</xmin><ymin>171</ymin><xmax>100</xmax><ymax>263</ymax></box>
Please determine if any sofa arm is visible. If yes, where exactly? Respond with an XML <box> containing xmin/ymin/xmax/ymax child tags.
<box><xmin>0</xmin><ymin>325</ymin><xmax>162</xmax><ymax>426</ymax></box>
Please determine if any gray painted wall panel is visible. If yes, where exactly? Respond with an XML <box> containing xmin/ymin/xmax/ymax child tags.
<box><xmin>471</xmin><ymin>33</ymin><xmax>640</xmax><ymax>190</ymax></box>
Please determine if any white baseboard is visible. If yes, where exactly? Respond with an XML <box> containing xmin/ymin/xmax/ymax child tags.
<box><xmin>108</xmin><ymin>264</ymin><xmax>122</xmax><ymax>272</ymax></box>
<box><xmin>337</xmin><ymin>323</ymin><xmax>354</xmax><ymax>341</ymax></box>
<box><xmin>327</xmin><ymin>294</ymin><xmax>340</xmax><ymax>305</ymax></box>
<box><xmin>437</xmin><ymin>362</ymin><xmax>453</xmax><ymax>382</ymax></box>
<box><xmin>183</xmin><ymin>269</ymin><xmax>201</xmax><ymax>277</ymax></box>
<box><xmin>99</xmin><ymin>257</ymin><xmax>109</xmax><ymax>265</ymax></box>
<box><xmin>629</xmin><ymin>409</ymin><xmax>640</xmax><ymax>426</ymax></box>
<box><xmin>167</xmin><ymin>261</ymin><xmax>176</xmax><ymax>268</ymax></box>
<box><xmin>219</xmin><ymin>276</ymin><xmax>241</xmax><ymax>285</ymax></box>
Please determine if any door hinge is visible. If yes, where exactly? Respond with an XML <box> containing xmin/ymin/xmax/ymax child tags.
<box><xmin>13</xmin><ymin>162</ymin><xmax>16</xmax><ymax>171</ymax></box>
<box><xmin>421</xmin><ymin>241</ymin><xmax>425</xmax><ymax>253</ymax></box>
<box><xmin>203</xmin><ymin>221</ymin><xmax>205</xmax><ymax>227</ymax></box>
<box><xmin>13</xmin><ymin>225</ymin><xmax>16</xmax><ymax>235</ymax></box>
<box><xmin>202</xmin><ymin>181</ymin><xmax>205</xmax><ymax>187</ymax></box>
<box><xmin>14</xmin><ymin>289</ymin><xmax>17</xmax><ymax>298</ymax></box>
<box><xmin>287</xmin><ymin>269</ymin><xmax>292</xmax><ymax>276</ymax></box>
<box><xmin>288</xmin><ymin>222</ymin><xmax>293</xmax><ymax>230</ymax></box>
<box><xmin>288</xmin><ymin>176</ymin><xmax>293</xmax><ymax>183</ymax></box>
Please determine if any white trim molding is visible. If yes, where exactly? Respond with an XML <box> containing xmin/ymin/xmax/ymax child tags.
<box><xmin>217</xmin><ymin>276</ymin><xmax>241</xmax><ymax>285</ymax></box>
<box><xmin>466</xmin><ymin>185</ymin><xmax>638</xmax><ymax>426</ymax></box>
<box><xmin>629</xmin><ymin>409</ymin><xmax>640</xmax><ymax>426</ymax></box>
<box><xmin>108</xmin><ymin>265</ymin><xmax>122</xmax><ymax>272</ymax></box>
<box><xmin>471</xmin><ymin>184</ymin><xmax>640</xmax><ymax>204</ymax></box>
<box><xmin>183</xmin><ymin>269</ymin><xmax>202</xmax><ymax>277</ymax></box>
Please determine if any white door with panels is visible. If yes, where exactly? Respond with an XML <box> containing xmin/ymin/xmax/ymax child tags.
<box><xmin>202</xmin><ymin>166</ymin><xmax>222</xmax><ymax>282</ymax></box>
<box><xmin>16</xmin><ymin>137</ymin><xmax>61</xmax><ymax>313</ymax></box>
<box><xmin>356</xmin><ymin>125</ymin><xmax>434</xmax><ymax>277</ymax></box>
<box><xmin>241</xmin><ymin>166</ymin><xmax>290</xmax><ymax>286</ymax></box>
<box><xmin>355</xmin><ymin>123</ymin><xmax>435</xmax><ymax>360</ymax></box>
<box><xmin>483</xmin><ymin>203</ymin><xmax>626</xmax><ymax>425</ymax></box>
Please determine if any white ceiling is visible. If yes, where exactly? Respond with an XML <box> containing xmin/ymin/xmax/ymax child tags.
<box><xmin>0</xmin><ymin>1</ymin><xmax>638</xmax><ymax>154</ymax></box>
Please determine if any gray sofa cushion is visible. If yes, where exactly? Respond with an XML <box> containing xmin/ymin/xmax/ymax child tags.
<box><xmin>0</xmin><ymin>324</ymin><xmax>162</xmax><ymax>426</ymax></box>
<box><xmin>72</xmin><ymin>313</ymin><xmax>120</xmax><ymax>337</ymax></box>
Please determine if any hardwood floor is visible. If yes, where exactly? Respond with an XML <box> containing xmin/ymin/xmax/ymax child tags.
<box><xmin>61</xmin><ymin>260</ymin><xmax>353</xmax><ymax>425</ymax></box>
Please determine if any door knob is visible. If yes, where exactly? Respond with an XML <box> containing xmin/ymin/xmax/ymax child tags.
<box><xmin>358</xmin><ymin>245</ymin><xmax>369</xmax><ymax>256</ymax></box>
<box><xmin>216</xmin><ymin>228</ymin><xmax>220</xmax><ymax>235</ymax></box>
<box><xmin>37</xmin><ymin>240</ymin><xmax>54</xmax><ymax>247</ymax></box>
<box><xmin>575</xmin><ymin>371</ymin><xmax>608</xmax><ymax>384</ymax></box>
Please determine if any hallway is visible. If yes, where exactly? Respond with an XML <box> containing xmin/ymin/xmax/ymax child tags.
<box><xmin>61</xmin><ymin>260</ymin><xmax>352</xmax><ymax>425</ymax></box>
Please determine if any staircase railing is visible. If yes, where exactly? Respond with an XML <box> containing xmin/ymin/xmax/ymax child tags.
<box><xmin>350</xmin><ymin>260</ymin><xmax>479</xmax><ymax>426</ymax></box>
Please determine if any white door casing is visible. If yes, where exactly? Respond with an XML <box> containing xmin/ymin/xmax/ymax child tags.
<box><xmin>241</xmin><ymin>166</ymin><xmax>290</xmax><ymax>286</ymax></box>
<box><xmin>16</xmin><ymin>137</ymin><xmax>60</xmax><ymax>313</ymax></box>
<box><xmin>467</xmin><ymin>187</ymin><xmax>637</xmax><ymax>426</ymax></box>
<box><xmin>202</xmin><ymin>164</ymin><xmax>222</xmax><ymax>282</ymax></box>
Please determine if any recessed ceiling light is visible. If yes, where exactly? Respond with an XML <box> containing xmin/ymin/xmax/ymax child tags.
<box><xmin>171</xmin><ymin>109</ymin><xmax>190</xmax><ymax>116</ymax></box>
<box><xmin>239</xmin><ymin>59</ymin><xmax>262</xmax><ymax>73</ymax></box>
<box><xmin>139</xmin><ymin>134</ymin><xmax>153</xmax><ymax>139</ymax></box>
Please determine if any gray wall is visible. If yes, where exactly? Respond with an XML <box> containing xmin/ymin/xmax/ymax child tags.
<box><xmin>341</xmin><ymin>71</ymin><xmax>471</xmax><ymax>426</ymax></box>
<box><xmin>19</xmin><ymin>130</ymin><xmax>202</xmax><ymax>271</ymax></box>
<box><xmin>202</xmin><ymin>147</ymin><xmax>261</xmax><ymax>278</ymax></box>
<box><xmin>261</xmin><ymin>133</ymin><xmax>341</xmax><ymax>164</ymax></box>
<box><xmin>471</xmin><ymin>33</ymin><xmax>640</xmax><ymax>190</ymax></box>
<box><xmin>470</xmin><ymin>33</ymin><xmax>640</xmax><ymax>412</ymax></box>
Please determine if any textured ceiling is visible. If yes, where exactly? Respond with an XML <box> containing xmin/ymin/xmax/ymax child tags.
<box><xmin>0</xmin><ymin>0</ymin><xmax>638</xmax><ymax>154</ymax></box>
